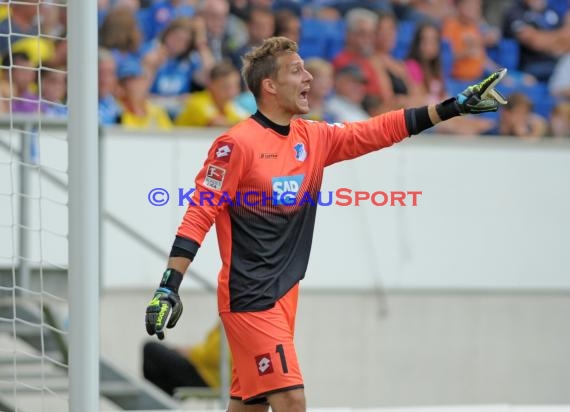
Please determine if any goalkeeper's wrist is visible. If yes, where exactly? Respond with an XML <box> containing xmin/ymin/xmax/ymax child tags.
<box><xmin>159</xmin><ymin>268</ymin><xmax>184</xmax><ymax>294</ymax></box>
<box><xmin>435</xmin><ymin>97</ymin><xmax>462</xmax><ymax>120</ymax></box>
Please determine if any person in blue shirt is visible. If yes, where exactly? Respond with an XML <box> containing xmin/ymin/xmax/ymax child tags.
<box><xmin>143</xmin><ymin>16</ymin><xmax>214</xmax><ymax>118</ymax></box>
<box><xmin>98</xmin><ymin>48</ymin><xmax>122</xmax><ymax>125</ymax></box>
<box><xmin>503</xmin><ymin>0</ymin><xmax>570</xmax><ymax>81</ymax></box>
<box><xmin>40</xmin><ymin>68</ymin><xmax>68</xmax><ymax>118</ymax></box>
<box><xmin>138</xmin><ymin>0</ymin><xmax>196</xmax><ymax>43</ymax></box>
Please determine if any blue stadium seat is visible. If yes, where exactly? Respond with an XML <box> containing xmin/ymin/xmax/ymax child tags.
<box><xmin>299</xmin><ymin>18</ymin><xmax>346</xmax><ymax>61</ymax></box>
<box><xmin>326</xmin><ymin>20</ymin><xmax>346</xmax><ymax>61</ymax></box>
<box><xmin>445</xmin><ymin>78</ymin><xmax>472</xmax><ymax>96</ymax></box>
<box><xmin>522</xmin><ymin>82</ymin><xmax>555</xmax><ymax>119</ymax></box>
<box><xmin>299</xmin><ymin>18</ymin><xmax>328</xmax><ymax>59</ymax></box>
<box><xmin>487</xmin><ymin>39</ymin><xmax>520</xmax><ymax>71</ymax></box>
<box><xmin>393</xmin><ymin>20</ymin><xmax>416</xmax><ymax>60</ymax></box>
<box><xmin>440</xmin><ymin>39</ymin><xmax>454</xmax><ymax>80</ymax></box>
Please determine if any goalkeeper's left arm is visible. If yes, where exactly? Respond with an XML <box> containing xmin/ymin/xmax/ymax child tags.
<box><xmin>404</xmin><ymin>69</ymin><xmax>508</xmax><ymax>136</ymax></box>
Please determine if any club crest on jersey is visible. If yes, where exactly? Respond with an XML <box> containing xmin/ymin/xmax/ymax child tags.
<box><xmin>272</xmin><ymin>174</ymin><xmax>304</xmax><ymax>205</ymax></box>
<box><xmin>293</xmin><ymin>143</ymin><xmax>307</xmax><ymax>162</ymax></box>
<box><xmin>204</xmin><ymin>164</ymin><xmax>226</xmax><ymax>190</ymax></box>
<box><xmin>215</xmin><ymin>142</ymin><xmax>233</xmax><ymax>162</ymax></box>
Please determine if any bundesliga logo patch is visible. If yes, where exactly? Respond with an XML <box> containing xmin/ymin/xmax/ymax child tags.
<box><xmin>255</xmin><ymin>353</ymin><xmax>274</xmax><ymax>376</ymax></box>
<box><xmin>204</xmin><ymin>165</ymin><xmax>226</xmax><ymax>190</ymax></box>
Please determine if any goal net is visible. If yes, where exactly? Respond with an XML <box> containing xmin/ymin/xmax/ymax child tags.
<box><xmin>0</xmin><ymin>1</ymin><xmax>71</xmax><ymax>410</ymax></box>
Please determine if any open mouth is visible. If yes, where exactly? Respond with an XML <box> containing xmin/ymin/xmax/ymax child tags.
<box><xmin>299</xmin><ymin>90</ymin><xmax>309</xmax><ymax>101</ymax></box>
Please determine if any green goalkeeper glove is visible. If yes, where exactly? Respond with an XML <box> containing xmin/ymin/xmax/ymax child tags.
<box><xmin>145</xmin><ymin>269</ymin><xmax>184</xmax><ymax>340</ymax></box>
<box><xmin>437</xmin><ymin>68</ymin><xmax>508</xmax><ymax>119</ymax></box>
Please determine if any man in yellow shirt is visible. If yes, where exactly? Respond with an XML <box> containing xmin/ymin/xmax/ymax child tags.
<box><xmin>143</xmin><ymin>323</ymin><xmax>229</xmax><ymax>394</ymax></box>
<box><xmin>175</xmin><ymin>61</ymin><xmax>248</xmax><ymax>127</ymax></box>
<box><xmin>117</xmin><ymin>58</ymin><xmax>173</xmax><ymax>130</ymax></box>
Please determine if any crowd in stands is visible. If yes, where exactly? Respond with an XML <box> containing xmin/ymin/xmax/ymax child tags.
<box><xmin>1</xmin><ymin>0</ymin><xmax>570</xmax><ymax>137</ymax></box>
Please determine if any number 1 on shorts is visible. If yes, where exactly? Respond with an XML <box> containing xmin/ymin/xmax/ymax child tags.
<box><xmin>276</xmin><ymin>344</ymin><xmax>288</xmax><ymax>373</ymax></box>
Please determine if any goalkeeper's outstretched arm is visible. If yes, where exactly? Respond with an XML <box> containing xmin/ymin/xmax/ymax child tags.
<box><xmin>405</xmin><ymin>69</ymin><xmax>508</xmax><ymax>136</ymax></box>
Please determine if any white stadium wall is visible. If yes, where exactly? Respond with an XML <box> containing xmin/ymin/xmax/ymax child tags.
<box><xmin>4</xmin><ymin>128</ymin><xmax>570</xmax><ymax>407</ymax></box>
<box><xmin>102</xmin><ymin>128</ymin><xmax>570</xmax><ymax>290</ymax></box>
<box><xmin>2</xmin><ymin>128</ymin><xmax>570</xmax><ymax>290</ymax></box>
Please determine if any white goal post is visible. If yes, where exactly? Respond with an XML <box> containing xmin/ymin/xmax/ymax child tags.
<box><xmin>67</xmin><ymin>0</ymin><xmax>99</xmax><ymax>411</ymax></box>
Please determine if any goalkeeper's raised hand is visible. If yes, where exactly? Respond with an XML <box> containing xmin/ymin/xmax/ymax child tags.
<box><xmin>435</xmin><ymin>69</ymin><xmax>508</xmax><ymax>120</ymax></box>
<box><xmin>145</xmin><ymin>269</ymin><xmax>184</xmax><ymax>340</ymax></box>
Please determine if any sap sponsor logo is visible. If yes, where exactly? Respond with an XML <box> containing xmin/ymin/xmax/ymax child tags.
<box><xmin>215</xmin><ymin>142</ymin><xmax>233</xmax><ymax>162</ymax></box>
<box><xmin>293</xmin><ymin>142</ymin><xmax>307</xmax><ymax>161</ymax></box>
<box><xmin>203</xmin><ymin>165</ymin><xmax>226</xmax><ymax>190</ymax></box>
<box><xmin>272</xmin><ymin>174</ymin><xmax>304</xmax><ymax>205</ymax></box>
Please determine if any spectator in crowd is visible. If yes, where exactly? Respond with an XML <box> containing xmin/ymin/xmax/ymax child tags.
<box><xmin>9</xmin><ymin>36</ymin><xmax>54</xmax><ymax>70</ymax></box>
<box><xmin>371</xmin><ymin>11</ymin><xmax>422</xmax><ymax>109</ymax></box>
<box><xmin>0</xmin><ymin>56</ymin><xmax>9</xmax><ymax>114</ymax></box>
<box><xmin>143</xmin><ymin>323</ymin><xmax>228</xmax><ymax>396</ymax></box>
<box><xmin>442</xmin><ymin>0</ymin><xmax>493</xmax><ymax>82</ymax></box>
<box><xmin>404</xmin><ymin>23</ymin><xmax>496</xmax><ymax>135</ymax></box>
<box><xmin>503</xmin><ymin>0</ymin><xmax>570</xmax><ymax>82</ymax></box>
<box><xmin>228</xmin><ymin>0</ymin><xmax>250</xmax><ymax>21</ymax></box>
<box><xmin>405</xmin><ymin>22</ymin><xmax>446</xmax><ymax>104</ymax></box>
<box><xmin>1</xmin><ymin>52</ymin><xmax>39</xmax><ymax>114</ymax></box>
<box><xmin>325</xmin><ymin>0</ymin><xmax>392</xmax><ymax>17</ymax></box>
<box><xmin>139</xmin><ymin>0</ymin><xmax>196</xmax><ymax>43</ymax></box>
<box><xmin>114</xmin><ymin>0</ymin><xmax>141</xmax><ymax>11</ymax></box>
<box><xmin>332</xmin><ymin>8</ymin><xmax>382</xmax><ymax>98</ymax></box>
<box><xmin>549</xmin><ymin>102</ymin><xmax>570</xmax><ymax>137</ymax></box>
<box><xmin>143</xmin><ymin>16</ymin><xmax>214</xmax><ymax>117</ymax></box>
<box><xmin>325</xmin><ymin>64</ymin><xmax>370</xmax><ymax>122</ymax></box>
<box><xmin>6</xmin><ymin>0</ymin><xmax>65</xmax><ymax>69</ymax></box>
<box><xmin>392</xmin><ymin>0</ymin><xmax>455</xmax><ymax>24</ymax></box>
<box><xmin>99</xmin><ymin>5</ymin><xmax>145</xmax><ymax>65</ymax></box>
<box><xmin>175</xmin><ymin>61</ymin><xmax>248</xmax><ymax>127</ymax></box>
<box><xmin>98</xmin><ymin>0</ymin><xmax>111</xmax><ymax>26</ymax></box>
<box><xmin>117</xmin><ymin>57</ymin><xmax>173</xmax><ymax>129</ymax></box>
<box><xmin>230</xmin><ymin>6</ymin><xmax>275</xmax><ymax>74</ymax></box>
<box><xmin>197</xmin><ymin>0</ymin><xmax>247</xmax><ymax>62</ymax></box>
<box><xmin>98</xmin><ymin>48</ymin><xmax>122</xmax><ymax>125</ymax></box>
<box><xmin>234</xmin><ymin>87</ymin><xmax>257</xmax><ymax>115</ymax></box>
<box><xmin>303</xmin><ymin>57</ymin><xmax>336</xmax><ymax>122</ymax></box>
<box><xmin>40</xmin><ymin>1</ymin><xmax>66</xmax><ymax>38</ymax></box>
<box><xmin>0</xmin><ymin>0</ymin><xmax>39</xmax><ymax>58</ymax></box>
<box><xmin>39</xmin><ymin>68</ymin><xmax>67</xmax><ymax>117</ymax></box>
<box><xmin>273</xmin><ymin>8</ymin><xmax>301</xmax><ymax>43</ymax></box>
<box><xmin>548</xmin><ymin>53</ymin><xmax>570</xmax><ymax>100</ymax></box>
<box><xmin>499</xmin><ymin>92</ymin><xmax>547</xmax><ymax>137</ymax></box>
<box><xmin>45</xmin><ymin>33</ymin><xmax>68</xmax><ymax>70</ymax></box>
<box><xmin>0</xmin><ymin>3</ymin><xmax>7</xmax><ymax>21</ymax></box>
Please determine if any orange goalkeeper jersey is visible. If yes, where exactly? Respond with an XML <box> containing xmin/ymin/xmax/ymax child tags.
<box><xmin>177</xmin><ymin>110</ymin><xmax>409</xmax><ymax>313</ymax></box>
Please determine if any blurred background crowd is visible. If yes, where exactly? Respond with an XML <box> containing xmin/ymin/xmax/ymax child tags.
<box><xmin>1</xmin><ymin>0</ymin><xmax>570</xmax><ymax>137</ymax></box>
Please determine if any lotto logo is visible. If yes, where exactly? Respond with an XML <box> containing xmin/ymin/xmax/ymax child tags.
<box><xmin>215</xmin><ymin>143</ymin><xmax>233</xmax><ymax>161</ymax></box>
<box><xmin>255</xmin><ymin>353</ymin><xmax>274</xmax><ymax>376</ymax></box>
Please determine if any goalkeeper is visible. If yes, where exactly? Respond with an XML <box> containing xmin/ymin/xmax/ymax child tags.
<box><xmin>145</xmin><ymin>37</ymin><xmax>507</xmax><ymax>412</ymax></box>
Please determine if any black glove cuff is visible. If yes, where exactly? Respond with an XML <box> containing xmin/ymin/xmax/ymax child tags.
<box><xmin>404</xmin><ymin>106</ymin><xmax>433</xmax><ymax>136</ymax></box>
<box><xmin>159</xmin><ymin>268</ymin><xmax>184</xmax><ymax>293</ymax></box>
<box><xmin>435</xmin><ymin>97</ymin><xmax>462</xmax><ymax>120</ymax></box>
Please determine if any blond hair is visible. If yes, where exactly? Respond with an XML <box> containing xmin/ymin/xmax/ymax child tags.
<box><xmin>241</xmin><ymin>36</ymin><xmax>298</xmax><ymax>98</ymax></box>
<box><xmin>305</xmin><ymin>57</ymin><xmax>333</xmax><ymax>78</ymax></box>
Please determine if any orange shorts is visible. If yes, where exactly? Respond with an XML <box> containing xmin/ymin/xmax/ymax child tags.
<box><xmin>220</xmin><ymin>284</ymin><xmax>303</xmax><ymax>404</ymax></box>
